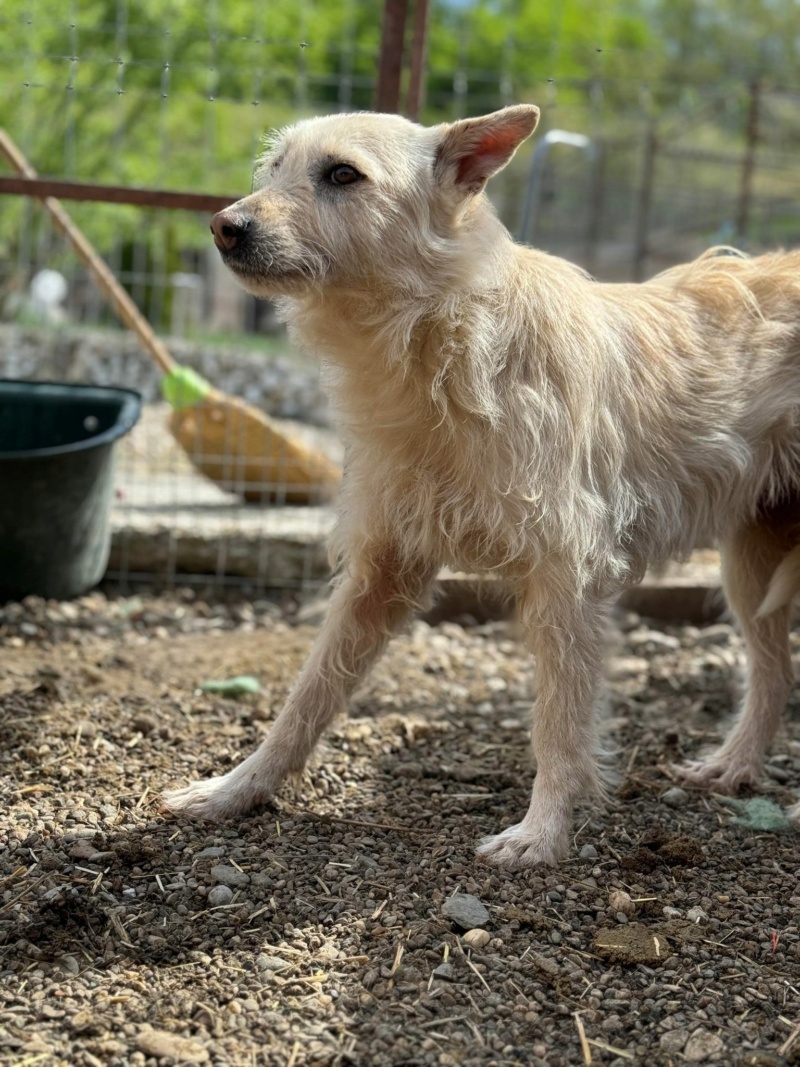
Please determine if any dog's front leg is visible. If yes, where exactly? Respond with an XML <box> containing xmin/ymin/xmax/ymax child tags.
<box><xmin>164</xmin><ymin>551</ymin><xmax>436</xmax><ymax>821</ymax></box>
<box><xmin>477</xmin><ymin>589</ymin><xmax>609</xmax><ymax>868</ymax></box>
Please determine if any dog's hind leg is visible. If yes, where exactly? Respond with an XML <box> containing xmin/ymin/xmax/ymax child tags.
<box><xmin>164</xmin><ymin>550</ymin><xmax>436</xmax><ymax>821</ymax></box>
<box><xmin>678</xmin><ymin>519</ymin><xmax>794</xmax><ymax>792</ymax></box>
<box><xmin>477</xmin><ymin>587</ymin><xmax>610</xmax><ymax>868</ymax></box>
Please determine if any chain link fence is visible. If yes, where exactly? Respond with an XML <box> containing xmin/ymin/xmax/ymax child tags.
<box><xmin>2</xmin><ymin>1</ymin><xmax>799</xmax><ymax>594</ymax></box>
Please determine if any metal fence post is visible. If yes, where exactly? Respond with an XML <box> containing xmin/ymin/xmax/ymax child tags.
<box><xmin>633</xmin><ymin>121</ymin><xmax>657</xmax><ymax>282</ymax></box>
<box><xmin>375</xmin><ymin>0</ymin><xmax>409</xmax><ymax>113</ymax></box>
<box><xmin>405</xmin><ymin>0</ymin><xmax>430</xmax><ymax>121</ymax></box>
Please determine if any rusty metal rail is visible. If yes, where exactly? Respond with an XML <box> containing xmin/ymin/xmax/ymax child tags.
<box><xmin>0</xmin><ymin>174</ymin><xmax>235</xmax><ymax>213</ymax></box>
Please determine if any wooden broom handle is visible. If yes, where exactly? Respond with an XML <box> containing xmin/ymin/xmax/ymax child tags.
<box><xmin>0</xmin><ymin>128</ymin><xmax>175</xmax><ymax>375</ymax></box>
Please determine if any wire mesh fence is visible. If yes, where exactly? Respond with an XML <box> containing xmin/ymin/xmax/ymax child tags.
<box><xmin>2</xmin><ymin>0</ymin><xmax>800</xmax><ymax>596</ymax></box>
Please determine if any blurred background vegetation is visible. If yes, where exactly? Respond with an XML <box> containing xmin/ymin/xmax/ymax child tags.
<box><xmin>2</xmin><ymin>0</ymin><xmax>800</xmax><ymax>331</ymax></box>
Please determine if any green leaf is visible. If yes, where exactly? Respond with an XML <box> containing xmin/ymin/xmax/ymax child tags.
<box><xmin>199</xmin><ymin>675</ymin><xmax>262</xmax><ymax>697</ymax></box>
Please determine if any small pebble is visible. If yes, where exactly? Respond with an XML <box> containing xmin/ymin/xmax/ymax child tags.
<box><xmin>608</xmin><ymin>655</ymin><xmax>649</xmax><ymax>679</ymax></box>
<box><xmin>659</xmin><ymin>1029</ymin><xmax>690</xmax><ymax>1055</ymax></box>
<box><xmin>256</xmin><ymin>955</ymin><xmax>288</xmax><ymax>973</ymax></box>
<box><xmin>130</xmin><ymin>713</ymin><xmax>157</xmax><ymax>735</ymax></box>
<box><xmin>530</xmin><ymin>952</ymin><xmax>560</xmax><ymax>977</ymax></box>
<box><xmin>694</xmin><ymin>624</ymin><xmax>732</xmax><ymax>647</ymax></box>
<box><xmin>463</xmin><ymin>929</ymin><xmax>491</xmax><ymax>949</ymax></box>
<box><xmin>765</xmin><ymin>763</ymin><xmax>790</xmax><ymax>783</ymax></box>
<box><xmin>683</xmin><ymin>1027</ymin><xmax>725</xmax><ymax>1062</ymax></box>
<box><xmin>210</xmin><ymin>864</ymin><xmax>250</xmax><ymax>888</ymax></box>
<box><xmin>441</xmin><ymin>893</ymin><xmax>490</xmax><ymax>929</ymax></box>
<box><xmin>628</xmin><ymin>628</ymin><xmax>681</xmax><ymax>653</ymax></box>
<box><xmin>661</xmin><ymin>786</ymin><xmax>689</xmax><ymax>808</ymax></box>
<box><xmin>432</xmin><ymin>963</ymin><xmax>456</xmax><ymax>981</ymax></box>
<box><xmin>69</xmin><ymin>840</ymin><xmax>97</xmax><ymax>860</ymax></box>
<box><xmin>134</xmin><ymin>1029</ymin><xmax>209</xmax><ymax>1064</ymax></box>
<box><xmin>663</xmin><ymin>906</ymin><xmax>683</xmax><ymax>919</ymax></box>
<box><xmin>207</xmin><ymin>885</ymin><xmax>234</xmax><ymax>907</ymax></box>
<box><xmin>579</xmin><ymin>844</ymin><xmax>598</xmax><ymax>860</ymax></box>
<box><xmin>609</xmin><ymin>889</ymin><xmax>635</xmax><ymax>916</ymax></box>
<box><xmin>687</xmin><ymin>906</ymin><xmax>709</xmax><ymax>924</ymax></box>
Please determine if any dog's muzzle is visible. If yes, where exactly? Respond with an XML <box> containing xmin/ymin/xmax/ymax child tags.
<box><xmin>210</xmin><ymin>210</ymin><xmax>251</xmax><ymax>254</ymax></box>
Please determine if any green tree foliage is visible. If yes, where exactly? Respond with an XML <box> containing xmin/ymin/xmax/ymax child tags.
<box><xmin>1</xmin><ymin>0</ymin><xmax>799</xmax><ymax>256</ymax></box>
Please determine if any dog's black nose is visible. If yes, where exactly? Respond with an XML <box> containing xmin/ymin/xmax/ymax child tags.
<box><xmin>210</xmin><ymin>210</ymin><xmax>249</xmax><ymax>252</ymax></box>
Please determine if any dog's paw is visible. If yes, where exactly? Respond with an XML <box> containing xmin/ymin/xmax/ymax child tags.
<box><xmin>674</xmin><ymin>756</ymin><xmax>761</xmax><ymax>794</ymax></box>
<box><xmin>476</xmin><ymin>823</ymin><xmax>566</xmax><ymax>869</ymax></box>
<box><xmin>163</xmin><ymin>772</ymin><xmax>268</xmax><ymax>822</ymax></box>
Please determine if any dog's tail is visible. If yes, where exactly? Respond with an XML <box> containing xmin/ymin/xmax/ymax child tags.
<box><xmin>757</xmin><ymin>545</ymin><xmax>800</xmax><ymax>617</ymax></box>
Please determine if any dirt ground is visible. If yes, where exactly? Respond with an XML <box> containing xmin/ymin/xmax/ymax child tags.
<box><xmin>1</xmin><ymin>591</ymin><xmax>799</xmax><ymax>1067</ymax></box>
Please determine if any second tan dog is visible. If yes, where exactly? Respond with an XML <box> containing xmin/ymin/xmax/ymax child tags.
<box><xmin>165</xmin><ymin>104</ymin><xmax>800</xmax><ymax>866</ymax></box>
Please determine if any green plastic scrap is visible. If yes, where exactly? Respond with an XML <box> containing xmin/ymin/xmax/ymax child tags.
<box><xmin>162</xmin><ymin>365</ymin><xmax>212</xmax><ymax>410</ymax></box>
<box><xmin>199</xmin><ymin>675</ymin><xmax>262</xmax><ymax>698</ymax></box>
<box><xmin>726</xmin><ymin>797</ymin><xmax>791</xmax><ymax>833</ymax></box>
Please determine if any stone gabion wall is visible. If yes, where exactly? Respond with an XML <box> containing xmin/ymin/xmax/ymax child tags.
<box><xmin>0</xmin><ymin>322</ymin><xmax>331</xmax><ymax>426</ymax></box>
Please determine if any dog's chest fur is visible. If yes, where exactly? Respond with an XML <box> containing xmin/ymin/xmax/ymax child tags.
<box><xmin>340</xmin><ymin>360</ymin><xmax>525</xmax><ymax>572</ymax></box>
<box><xmin>289</xmin><ymin>252</ymin><xmax>800</xmax><ymax>587</ymax></box>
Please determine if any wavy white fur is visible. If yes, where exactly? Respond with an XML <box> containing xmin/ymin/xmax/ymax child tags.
<box><xmin>166</xmin><ymin>106</ymin><xmax>800</xmax><ymax>865</ymax></box>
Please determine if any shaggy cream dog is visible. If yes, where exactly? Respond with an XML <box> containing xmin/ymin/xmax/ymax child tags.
<box><xmin>165</xmin><ymin>105</ymin><xmax>800</xmax><ymax>866</ymax></box>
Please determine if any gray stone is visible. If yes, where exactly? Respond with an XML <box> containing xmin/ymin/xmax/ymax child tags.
<box><xmin>661</xmin><ymin>786</ymin><xmax>689</xmax><ymax>808</ymax></box>
<box><xmin>87</xmin><ymin>851</ymin><xmax>115</xmax><ymax>864</ymax></box>
<box><xmin>255</xmin><ymin>955</ymin><xmax>289</xmax><ymax>973</ymax></box>
<box><xmin>530</xmin><ymin>951</ymin><xmax>561</xmax><ymax>977</ymax></box>
<box><xmin>686</xmin><ymin>906</ymin><xmax>709</xmax><ymax>924</ymax></box>
<box><xmin>432</xmin><ymin>963</ymin><xmax>456</xmax><ymax>981</ymax></box>
<box><xmin>210</xmin><ymin>864</ymin><xmax>250</xmax><ymax>888</ymax></box>
<box><xmin>441</xmin><ymin>893</ymin><xmax>490</xmax><ymax>929</ymax></box>
<box><xmin>694</xmin><ymin>624</ymin><xmax>732</xmax><ymax>647</ymax></box>
<box><xmin>628</xmin><ymin>628</ymin><xmax>681</xmax><ymax>653</ymax></box>
<box><xmin>684</xmin><ymin>1028</ymin><xmax>725</xmax><ymax>1062</ymax></box>
<box><xmin>660</xmin><ymin>1029</ymin><xmax>690</xmax><ymax>1055</ymax></box>
<box><xmin>579</xmin><ymin>844</ymin><xmax>599</xmax><ymax>860</ymax></box>
<box><xmin>134</xmin><ymin>1028</ymin><xmax>210</xmax><ymax>1063</ymax></box>
<box><xmin>207</xmin><ymin>885</ymin><xmax>234</xmax><ymax>907</ymax></box>
<box><xmin>69</xmin><ymin>840</ymin><xmax>98</xmax><ymax>860</ymax></box>
<box><xmin>609</xmin><ymin>889</ymin><xmax>635</xmax><ymax>916</ymax></box>
<box><xmin>195</xmin><ymin>846</ymin><xmax>226</xmax><ymax>859</ymax></box>
<box><xmin>608</xmin><ymin>655</ymin><xmax>649</xmax><ymax>680</ymax></box>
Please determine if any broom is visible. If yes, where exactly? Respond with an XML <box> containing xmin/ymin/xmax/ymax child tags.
<box><xmin>0</xmin><ymin>129</ymin><xmax>342</xmax><ymax>505</ymax></box>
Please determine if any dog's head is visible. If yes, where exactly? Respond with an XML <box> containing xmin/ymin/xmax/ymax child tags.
<box><xmin>210</xmin><ymin>105</ymin><xmax>539</xmax><ymax>297</ymax></box>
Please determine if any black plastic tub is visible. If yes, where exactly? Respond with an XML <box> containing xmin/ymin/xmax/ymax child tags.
<box><xmin>0</xmin><ymin>380</ymin><xmax>141</xmax><ymax>601</ymax></box>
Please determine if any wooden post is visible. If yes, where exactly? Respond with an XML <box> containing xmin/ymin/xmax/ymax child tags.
<box><xmin>736</xmin><ymin>80</ymin><xmax>761</xmax><ymax>243</ymax></box>
<box><xmin>405</xmin><ymin>0</ymin><xmax>430</xmax><ymax>121</ymax></box>
<box><xmin>632</xmin><ymin>122</ymin><xmax>657</xmax><ymax>282</ymax></box>
<box><xmin>375</xmin><ymin>0</ymin><xmax>409</xmax><ymax>113</ymax></box>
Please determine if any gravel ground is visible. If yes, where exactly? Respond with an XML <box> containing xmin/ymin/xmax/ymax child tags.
<box><xmin>1</xmin><ymin>592</ymin><xmax>799</xmax><ymax>1066</ymax></box>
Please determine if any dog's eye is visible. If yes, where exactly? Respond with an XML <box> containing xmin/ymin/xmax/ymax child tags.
<box><xmin>328</xmin><ymin>164</ymin><xmax>362</xmax><ymax>186</ymax></box>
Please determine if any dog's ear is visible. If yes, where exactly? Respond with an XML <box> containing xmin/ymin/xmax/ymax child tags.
<box><xmin>436</xmin><ymin>105</ymin><xmax>540</xmax><ymax>195</ymax></box>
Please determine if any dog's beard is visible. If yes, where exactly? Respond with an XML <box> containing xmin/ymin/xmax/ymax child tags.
<box><xmin>221</xmin><ymin>248</ymin><xmax>325</xmax><ymax>297</ymax></box>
